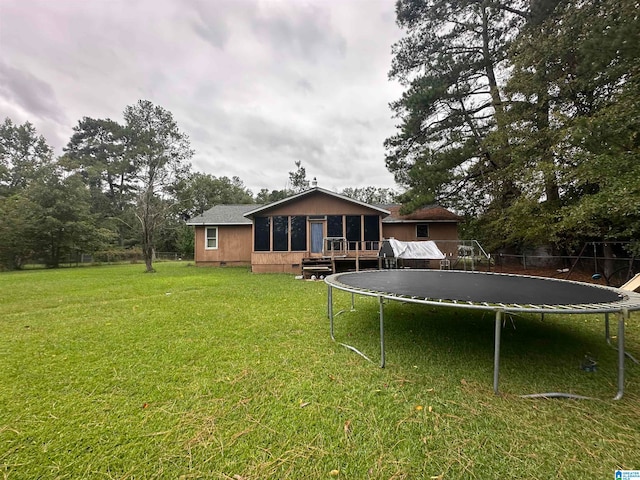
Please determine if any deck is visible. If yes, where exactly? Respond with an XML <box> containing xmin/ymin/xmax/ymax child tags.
<box><xmin>301</xmin><ymin>237</ymin><xmax>381</xmax><ymax>278</ymax></box>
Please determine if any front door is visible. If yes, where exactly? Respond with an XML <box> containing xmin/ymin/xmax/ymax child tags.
<box><xmin>310</xmin><ymin>222</ymin><xmax>324</xmax><ymax>254</ymax></box>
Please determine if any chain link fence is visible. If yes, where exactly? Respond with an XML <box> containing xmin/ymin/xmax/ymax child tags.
<box><xmin>493</xmin><ymin>252</ymin><xmax>638</xmax><ymax>287</ymax></box>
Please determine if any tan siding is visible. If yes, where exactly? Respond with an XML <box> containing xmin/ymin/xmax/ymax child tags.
<box><xmin>382</xmin><ymin>223</ymin><xmax>459</xmax><ymax>257</ymax></box>
<box><xmin>263</xmin><ymin>193</ymin><xmax>383</xmax><ymax>216</ymax></box>
<box><xmin>382</xmin><ymin>223</ymin><xmax>458</xmax><ymax>241</ymax></box>
<box><xmin>194</xmin><ymin>191</ymin><xmax>460</xmax><ymax>273</ymax></box>
<box><xmin>251</xmin><ymin>252</ymin><xmax>305</xmax><ymax>274</ymax></box>
<box><xmin>194</xmin><ymin>225</ymin><xmax>252</xmax><ymax>265</ymax></box>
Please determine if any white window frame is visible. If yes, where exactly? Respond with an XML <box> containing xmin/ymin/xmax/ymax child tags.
<box><xmin>205</xmin><ymin>227</ymin><xmax>218</xmax><ymax>249</ymax></box>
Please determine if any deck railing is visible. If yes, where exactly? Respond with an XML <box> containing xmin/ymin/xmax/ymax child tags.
<box><xmin>323</xmin><ymin>237</ymin><xmax>380</xmax><ymax>257</ymax></box>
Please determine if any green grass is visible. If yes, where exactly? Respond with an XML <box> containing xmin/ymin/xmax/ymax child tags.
<box><xmin>1</xmin><ymin>263</ymin><xmax>639</xmax><ymax>479</ymax></box>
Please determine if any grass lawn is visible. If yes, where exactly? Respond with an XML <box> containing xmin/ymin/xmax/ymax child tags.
<box><xmin>1</xmin><ymin>263</ymin><xmax>639</xmax><ymax>479</ymax></box>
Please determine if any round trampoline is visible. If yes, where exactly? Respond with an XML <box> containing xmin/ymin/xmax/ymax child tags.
<box><xmin>325</xmin><ymin>270</ymin><xmax>640</xmax><ymax>399</ymax></box>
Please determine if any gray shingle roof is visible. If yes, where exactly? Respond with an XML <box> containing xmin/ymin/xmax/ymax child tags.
<box><xmin>186</xmin><ymin>204</ymin><xmax>261</xmax><ymax>225</ymax></box>
<box><xmin>378</xmin><ymin>204</ymin><xmax>462</xmax><ymax>223</ymax></box>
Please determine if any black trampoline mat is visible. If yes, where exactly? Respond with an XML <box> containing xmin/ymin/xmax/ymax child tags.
<box><xmin>333</xmin><ymin>270</ymin><xmax>622</xmax><ymax>306</ymax></box>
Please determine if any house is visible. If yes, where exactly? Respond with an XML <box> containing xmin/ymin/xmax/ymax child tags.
<box><xmin>186</xmin><ymin>187</ymin><xmax>461</xmax><ymax>274</ymax></box>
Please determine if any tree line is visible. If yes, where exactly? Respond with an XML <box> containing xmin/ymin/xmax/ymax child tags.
<box><xmin>386</xmin><ymin>0</ymin><xmax>640</xmax><ymax>257</ymax></box>
<box><xmin>6</xmin><ymin>1</ymin><xmax>629</xmax><ymax>272</ymax></box>
<box><xmin>0</xmin><ymin>104</ymin><xmax>396</xmax><ymax>271</ymax></box>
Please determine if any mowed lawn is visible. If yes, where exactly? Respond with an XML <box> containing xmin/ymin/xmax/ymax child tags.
<box><xmin>1</xmin><ymin>263</ymin><xmax>639</xmax><ymax>479</ymax></box>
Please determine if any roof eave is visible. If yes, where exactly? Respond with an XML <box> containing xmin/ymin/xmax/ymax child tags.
<box><xmin>382</xmin><ymin>219</ymin><xmax>461</xmax><ymax>223</ymax></box>
<box><xmin>186</xmin><ymin>221</ymin><xmax>252</xmax><ymax>226</ymax></box>
<box><xmin>244</xmin><ymin>187</ymin><xmax>391</xmax><ymax>217</ymax></box>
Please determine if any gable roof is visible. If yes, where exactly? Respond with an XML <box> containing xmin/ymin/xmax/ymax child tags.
<box><xmin>380</xmin><ymin>205</ymin><xmax>462</xmax><ymax>223</ymax></box>
<box><xmin>185</xmin><ymin>195</ymin><xmax>460</xmax><ymax>227</ymax></box>
<box><xmin>244</xmin><ymin>187</ymin><xmax>390</xmax><ymax>217</ymax></box>
<box><xmin>186</xmin><ymin>204</ymin><xmax>259</xmax><ymax>225</ymax></box>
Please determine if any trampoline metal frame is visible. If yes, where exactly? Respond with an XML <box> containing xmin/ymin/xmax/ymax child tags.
<box><xmin>325</xmin><ymin>270</ymin><xmax>640</xmax><ymax>400</ymax></box>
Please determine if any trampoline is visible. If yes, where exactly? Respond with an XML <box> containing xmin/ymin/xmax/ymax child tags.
<box><xmin>325</xmin><ymin>270</ymin><xmax>640</xmax><ymax>399</ymax></box>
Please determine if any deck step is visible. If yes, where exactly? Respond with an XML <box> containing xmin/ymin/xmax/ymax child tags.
<box><xmin>301</xmin><ymin>257</ymin><xmax>333</xmax><ymax>279</ymax></box>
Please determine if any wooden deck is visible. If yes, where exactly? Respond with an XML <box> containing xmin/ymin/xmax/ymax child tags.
<box><xmin>302</xmin><ymin>251</ymin><xmax>380</xmax><ymax>278</ymax></box>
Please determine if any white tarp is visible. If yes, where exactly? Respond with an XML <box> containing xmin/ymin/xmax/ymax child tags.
<box><xmin>386</xmin><ymin>238</ymin><xmax>446</xmax><ymax>260</ymax></box>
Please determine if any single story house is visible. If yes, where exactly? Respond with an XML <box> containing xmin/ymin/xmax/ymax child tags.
<box><xmin>186</xmin><ymin>187</ymin><xmax>461</xmax><ymax>274</ymax></box>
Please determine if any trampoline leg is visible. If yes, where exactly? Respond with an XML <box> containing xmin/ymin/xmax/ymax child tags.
<box><xmin>494</xmin><ymin>310</ymin><xmax>503</xmax><ymax>395</ymax></box>
<box><xmin>328</xmin><ymin>285</ymin><xmax>335</xmax><ymax>341</ymax></box>
<box><xmin>379</xmin><ymin>296</ymin><xmax>385</xmax><ymax>368</ymax></box>
<box><xmin>351</xmin><ymin>292</ymin><xmax>355</xmax><ymax>311</ymax></box>
<box><xmin>614</xmin><ymin>310</ymin><xmax>627</xmax><ymax>400</ymax></box>
<box><xmin>605</xmin><ymin>311</ymin><xmax>638</xmax><ymax>364</ymax></box>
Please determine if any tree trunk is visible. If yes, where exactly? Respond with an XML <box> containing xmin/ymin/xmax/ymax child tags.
<box><xmin>481</xmin><ymin>3</ymin><xmax>520</xmax><ymax>209</ymax></box>
<box><xmin>142</xmin><ymin>225</ymin><xmax>155</xmax><ymax>273</ymax></box>
<box><xmin>603</xmin><ymin>242</ymin><xmax>615</xmax><ymax>282</ymax></box>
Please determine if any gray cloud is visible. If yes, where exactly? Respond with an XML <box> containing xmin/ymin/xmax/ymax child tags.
<box><xmin>251</xmin><ymin>3</ymin><xmax>347</xmax><ymax>63</ymax></box>
<box><xmin>187</xmin><ymin>0</ymin><xmax>237</xmax><ymax>49</ymax></box>
<box><xmin>0</xmin><ymin>0</ymin><xmax>404</xmax><ymax>194</ymax></box>
<box><xmin>295</xmin><ymin>77</ymin><xmax>314</xmax><ymax>93</ymax></box>
<box><xmin>0</xmin><ymin>61</ymin><xmax>66</xmax><ymax>124</ymax></box>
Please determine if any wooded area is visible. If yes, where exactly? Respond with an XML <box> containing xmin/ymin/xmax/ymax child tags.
<box><xmin>1</xmin><ymin>0</ymin><xmax>637</xmax><ymax>270</ymax></box>
<box><xmin>386</xmin><ymin>0</ymin><xmax>639</xmax><ymax>257</ymax></box>
<box><xmin>0</xmin><ymin>106</ymin><xmax>394</xmax><ymax>270</ymax></box>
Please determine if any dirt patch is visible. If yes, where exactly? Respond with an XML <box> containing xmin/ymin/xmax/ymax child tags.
<box><xmin>490</xmin><ymin>265</ymin><xmax>608</xmax><ymax>285</ymax></box>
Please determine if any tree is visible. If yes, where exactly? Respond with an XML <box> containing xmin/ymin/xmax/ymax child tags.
<box><xmin>494</xmin><ymin>0</ymin><xmax>640</xmax><ymax>252</ymax></box>
<box><xmin>340</xmin><ymin>186</ymin><xmax>398</xmax><ymax>204</ymax></box>
<box><xmin>0</xmin><ymin>118</ymin><xmax>54</xmax><ymax>196</ymax></box>
<box><xmin>385</xmin><ymin>0</ymin><xmax>530</xmax><ymax>215</ymax></box>
<box><xmin>0</xmin><ymin>194</ymin><xmax>40</xmax><ymax>269</ymax></box>
<box><xmin>0</xmin><ymin>119</ymin><xmax>106</xmax><ymax>269</ymax></box>
<box><xmin>288</xmin><ymin>160</ymin><xmax>309</xmax><ymax>193</ymax></box>
<box><xmin>124</xmin><ymin>100</ymin><xmax>193</xmax><ymax>272</ymax></box>
<box><xmin>174</xmin><ymin>172</ymin><xmax>254</xmax><ymax>219</ymax></box>
<box><xmin>386</xmin><ymin>0</ymin><xmax>640</xmax><ymax>258</ymax></box>
<box><xmin>61</xmin><ymin>117</ymin><xmax>135</xmax><ymax>246</ymax></box>
<box><xmin>27</xmin><ymin>168</ymin><xmax>115</xmax><ymax>267</ymax></box>
<box><xmin>255</xmin><ymin>188</ymin><xmax>290</xmax><ymax>204</ymax></box>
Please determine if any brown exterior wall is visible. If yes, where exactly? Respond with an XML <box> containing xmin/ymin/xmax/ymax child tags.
<box><xmin>382</xmin><ymin>222</ymin><xmax>459</xmax><ymax>257</ymax></box>
<box><xmin>193</xmin><ymin>191</ymin><xmax>460</xmax><ymax>273</ymax></box>
<box><xmin>251</xmin><ymin>252</ymin><xmax>307</xmax><ymax>274</ymax></box>
<box><xmin>260</xmin><ymin>192</ymin><xmax>382</xmax><ymax>216</ymax></box>
<box><xmin>382</xmin><ymin>222</ymin><xmax>458</xmax><ymax>241</ymax></box>
<box><xmin>194</xmin><ymin>225</ymin><xmax>252</xmax><ymax>266</ymax></box>
<box><xmin>249</xmin><ymin>193</ymin><xmax>386</xmax><ymax>272</ymax></box>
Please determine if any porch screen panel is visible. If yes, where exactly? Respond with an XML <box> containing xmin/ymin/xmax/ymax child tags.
<box><xmin>327</xmin><ymin>215</ymin><xmax>343</xmax><ymax>237</ymax></box>
<box><xmin>345</xmin><ymin>215</ymin><xmax>361</xmax><ymax>243</ymax></box>
<box><xmin>290</xmin><ymin>216</ymin><xmax>307</xmax><ymax>251</ymax></box>
<box><xmin>363</xmin><ymin>215</ymin><xmax>380</xmax><ymax>241</ymax></box>
<box><xmin>254</xmin><ymin>216</ymin><xmax>270</xmax><ymax>251</ymax></box>
<box><xmin>272</xmin><ymin>216</ymin><xmax>288</xmax><ymax>251</ymax></box>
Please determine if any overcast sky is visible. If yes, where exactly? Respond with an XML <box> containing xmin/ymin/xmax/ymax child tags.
<box><xmin>0</xmin><ymin>0</ymin><xmax>405</xmax><ymax>195</ymax></box>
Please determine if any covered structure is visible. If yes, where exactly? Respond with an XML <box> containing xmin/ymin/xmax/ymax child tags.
<box><xmin>379</xmin><ymin>238</ymin><xmax>447</xmax><ymax>269</ymax></box>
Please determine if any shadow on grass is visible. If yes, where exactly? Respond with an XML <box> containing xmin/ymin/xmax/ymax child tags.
<box><xmin>329</xmin><ymin>298</ymin><xmax>633</xmax><ymax>397</ymax></box>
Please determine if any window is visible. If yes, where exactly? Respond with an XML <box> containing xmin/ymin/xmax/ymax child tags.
<box><xmin>363</xmin><ymin>215</ymin><xmax>380</xmax><ymax>242</ymax></box>
<box><xmin>254</xmin><ymin>217</ymin><xmax>270</xmax><ymax>251</ymax></box>
<box><xmin>205</xmin><ymin>227</ymin><xmax>218</xmax><ymax>249</ymax></box>
<box><xmin>327</xmin><ymin>215</ymin><xmax>343</xmax><ymax>237</ymax></box>
<box><xmin>416</xmin><ymin>223</ymin><xmax>429</xmax><ymax>238</ymax></box>
<box><xmin>291</xmin><ymin>216</ymin><xmax>307</xmax><ymax>251</ymax></box>
<box><xmin>346</xmin><ymin>215</ymin><xmax>361</xmax><ymax>242</ymax></box>
<box><xmin>272</xmin><ymin>216</ymin><xmax>288</xmax><ymax>251</ymax></box>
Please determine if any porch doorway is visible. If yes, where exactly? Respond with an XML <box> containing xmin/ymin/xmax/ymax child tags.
<box><xmin>310</xmin><ymin>222</ymin><xmax>324</xmax><ymax>254</ymax></box>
